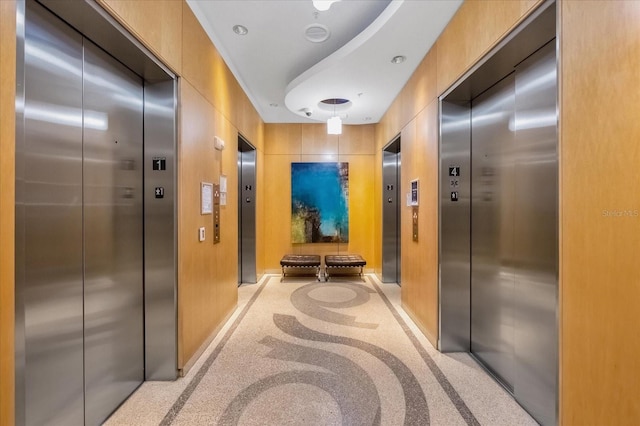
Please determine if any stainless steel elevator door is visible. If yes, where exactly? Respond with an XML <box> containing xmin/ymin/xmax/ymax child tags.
<box><xmin>83</xmin><ymin>40</ymin><xmax>144</xmax><ymax>425</ymax></box>
<box><xmin>23</xmin><ymin>4</ymin><xmax>85</xmax><ymax>424</ymax></box>
<box><xmin>22</xmin><ymin>4</ymin><xmax>145</xmax><ymax>424</ymax></box>
<box><xmin>512</xmin><ymin>42</ymin><xmax>558</xmax><ymax>426</ymax></box>
<box><xmin>238</xmin><ymin>143</ymin><xmax>257</xmax><ymax>284</ymax></box>
<box><xmin>382</xmin><ymin>145</ymin><xmax>401</xmax><ymax>283</ymax></box>
<box><xmin>470</xmin><ymin>41</ymin><xmax>558</xmax><ymax>425</ymax></box>
<box><xmin>471</xmin><ymin>74</ymin><xmax>517</xmax><ymax>389</ymax></box>
<box><xmin>439</xmin><ymin>101</ymin><xmax>471</xmax><ymax>352</ymax></box>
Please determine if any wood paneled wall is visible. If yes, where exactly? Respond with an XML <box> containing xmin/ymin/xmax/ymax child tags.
<box><xmin>178</xmin><ymin>80</ymin><xmax>239</xmax><ymax>368</ymax></box>
<box><xmin>0</xmin><ymin>1</ymin><xmax>15</xmax><ymax>424</ymax></box>
<box><xmin>97</xmin><ymin>0</ymin><xmax>264</xmax><ymax>370</ymax></box>
<box><xmin>560</xmin><ymin>1</ymin><xmax>640</xmax><ymax>424</ymax></box>
<box><xmin>263</xmin><ymin>124</ymin><xmax>375</xmax><ymax>272</ymax></box>
<box><xmin>97</xmin><ymin>0</ymin><xmax>183</xmax><ymax>74</ymax></box>
<box><xmin>398</xmin><ymin>102</ymin><xmax>440</xmax><ymax>346</ymax></box>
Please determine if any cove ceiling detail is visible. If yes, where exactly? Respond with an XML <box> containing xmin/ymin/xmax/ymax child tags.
<box><xmin>186</xmin><ymin>0</ymin><xmax>462</xmax><ymax>124</ymax></box>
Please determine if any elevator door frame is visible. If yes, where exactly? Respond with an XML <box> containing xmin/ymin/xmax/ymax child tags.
<box><xmin>381</xmin><ymin>136</ymin><xmax>401</xmax><ymax>284</ymax></box>
<box><xmin>238</xmin><ymin>135</ymin><xmax>257</xmax><ymax>284</ymax></box>
<box><xmin>15</xmin><ymin>0</ymin><xmax>179</xmax><ymax>424</ymax></box>
<box><xmin>438</xmin><ymin>1</ymin><xmax>558</xmax><ymax>425</ymax></box>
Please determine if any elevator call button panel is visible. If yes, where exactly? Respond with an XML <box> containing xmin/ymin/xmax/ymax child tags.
<box><xmin>213</xmin><ymin>184</ymin><xmax>220</xmax><ymax>244</ymax></box>
<box><xmin>449</xmin><ymin>166</ymin><xmax>461</xmax><ymax>202</ymax></box>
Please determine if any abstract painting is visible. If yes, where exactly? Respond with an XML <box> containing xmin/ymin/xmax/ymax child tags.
<box><xmin>291</xmin><ymin>162</ymin><xmax>349</xmax><ymax>243</ymax></box>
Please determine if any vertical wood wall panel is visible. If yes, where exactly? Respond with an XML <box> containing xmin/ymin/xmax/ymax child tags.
<box><xmin>264</xmin><ymin>124</ymin><xmax>302</xmax><ymax>155</ymax></box>
<box><xmin>177</xmin><ymin>81</ymin><xmax>239</xmax><ymax>369</ymax></box>
<box><xmin>560</xmin><ymin>1</ymin><xmax>640</xmax><ymax>424</ymax></box>
<box><xmin>182</xmin><ymin>4</ymin><xmax>262</xmax><ymax>145</ymax></box>
<box><xmin>0</xmin><ymin>1</ymin><xmax>16</xmax><ymax>423</ymax></box>
<box><xmin>97</xmin><ymin>0</ymin><xmax>183</xmax><ymax>74</ymax></box>
<box><xmin>400</xmin><ymin>103</ymin><xmax>439</xmax><ymax>346</ymax></box>
<box><xmin>436</xmin><ymin>0</ymin><xmax>542</xmax><ymax>95</ymax></box>
<box><xmin>400</xmin><ymin>49</ymin><xmax>437</xmax><ymax>131</ymax></box>
<box><xmin>181</xmin><ymin>4</ymin><xmax>218</xmax><ymax>113</ymax></box>
<box><xmin>372</xmin><ymin>127</ymin><xmax>383</xmax><ymax>276</ymax></box>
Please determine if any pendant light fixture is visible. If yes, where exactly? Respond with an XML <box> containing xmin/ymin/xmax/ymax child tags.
<box><xmin>323</xmin><ymin>98</ymin><xmax>345</xmax><ymax>135</ymax></box>
<box><xmin>327</xmin><ymin>116</ymin><xmax>342</xmax><ymax>135</ymax></box>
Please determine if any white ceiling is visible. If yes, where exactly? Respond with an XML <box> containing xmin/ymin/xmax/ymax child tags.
<box><xmin>186</xmin><ymin>0</ymin><xmax>463</xmax><ymax>125</ymax></box>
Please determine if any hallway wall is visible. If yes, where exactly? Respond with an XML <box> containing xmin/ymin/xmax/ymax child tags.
<box><xmin>376</xmin><ymin>0</ymin><xmax>640</xmax><ymax>424</ymax></box>
<box><xmin>0</xmin><ymin>2</ymin><xmax>16</xmax><ymax>424</ymax></box>
<box><xmin>263</xmin><ymin>124</ymin><xmax>375</xmax><ymax>272</ymax></box>
<box><xmin>560</xmin><ymin>2</ymin><xmax>640</xmax><ymax>424</ymax></box>
<box><xmin>2</xmin><ymin>1</ymin><xmax>639</xmax><ymax>424</ymax></box>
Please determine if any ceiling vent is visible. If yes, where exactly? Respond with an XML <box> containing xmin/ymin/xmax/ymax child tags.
<box><xmin>304</xmin><ymin>24</ymin><xmax>330</xmax><ymax>43</ymax></box>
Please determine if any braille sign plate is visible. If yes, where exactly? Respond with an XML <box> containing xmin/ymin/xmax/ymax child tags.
<box><xmin>152</xmin><ymin>157</ymin><xmax>166</xmax><ymax>171</ymax></box>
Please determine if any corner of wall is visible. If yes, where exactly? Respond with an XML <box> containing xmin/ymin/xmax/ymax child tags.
<box><xmin>0</xmin><ymin>1</ymin><xmax>16</xmax><ymax>424</ymax></box>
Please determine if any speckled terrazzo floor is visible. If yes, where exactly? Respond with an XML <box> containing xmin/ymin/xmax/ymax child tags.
<box><xmin>105</xmin><ymin>275</ymin><xmax>537</xmax><ymax>426</ymax></box>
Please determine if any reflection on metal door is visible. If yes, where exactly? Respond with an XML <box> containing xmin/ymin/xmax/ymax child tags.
<box><xmin>82</xmin><ymin>40</ymin><xmax>144</xmax><ymax>426</ymax></box>
<box><xmin>471</xmin><ymin>74</ymin><xmax>517</xmax><ymax>389</ymax></box>
<box><xmin>19</xmin><ymin>3</ymin><xmax>144</xmax><ymax>424</ymax></box>
<box><xmin>238</xmin><ymin>136</ymin><xmax>257</xmax><ymax>284</ymax></box>
<box><xmin>470</xmin><ymin>42</ymin><xmax>557</xmax><ymax>425</ymax></box>
<box><xmin>22</xmin><ymin>5</ymin><xmax>84</xmax><ymax>424</ymax></box>
<box><xmin>382</xmin><ymin>137</ymin><xmax>401</xmax><ymax>283</ymax></box>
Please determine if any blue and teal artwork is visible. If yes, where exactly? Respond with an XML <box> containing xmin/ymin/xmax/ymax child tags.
<box><xmin>291</xmin><ymin>162</ymin><xmax>349</xmax><ymax>243</ymax></box>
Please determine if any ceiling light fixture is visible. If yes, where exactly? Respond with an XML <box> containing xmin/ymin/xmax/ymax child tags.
<box><xmin>232</xmin><ymin>25</ymin><xmax>248</xmax><ymax>35</ymax></box>
<box><xmin>327</xmin><ymin>116</ymin><xmax>342</xmax><ymax>135</ymax></box>
<box><xmin>321</xmin><ymin>98</ymin><xmax>348</xmax><ymax>135</ymax></box>
<box><xmin>391</xmin><ymin>55</ymin><xmax>406</xmax><ymax>64</ymax></box>
<box><xmin>312</xmin><ymin>0</ymin><xmax>340</xmax><ymax>12</ymax></box>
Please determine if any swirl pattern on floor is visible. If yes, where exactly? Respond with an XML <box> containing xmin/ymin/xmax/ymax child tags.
<box><xmin>106</xmin><ymin>275</ymin><xmax>537</xmax><ymax>426</ymax></box>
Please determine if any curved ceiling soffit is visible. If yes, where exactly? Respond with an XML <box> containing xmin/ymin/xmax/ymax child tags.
<box><xmin>285</xmin><ymin>0</ymin><xmax>404</xmax><ymax>125</ymax></box>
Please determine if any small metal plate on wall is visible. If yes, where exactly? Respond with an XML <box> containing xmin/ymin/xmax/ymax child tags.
<box><xmin>412</xmin><ymin>206</ymin><xmax>418</xmax><ymax>241</ymax></box>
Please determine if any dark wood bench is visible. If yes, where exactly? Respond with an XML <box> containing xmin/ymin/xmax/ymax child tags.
<box><xmin>324</xmin><ymin>254</ymin><xmax>367</xmax><ymax>281</ymax></box>
<box><xmin>280</xmin><ymin>254</ymin><xmax>321</xmax><ymax>281</ymax></box>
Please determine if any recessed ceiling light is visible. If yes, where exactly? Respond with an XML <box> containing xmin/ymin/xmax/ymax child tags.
<box><xmin>270</xmin><ymin>103</ymin><xmax>279</xmax><ymax>107</ymax></box>
<box><xmin>364</xmin><ymin>117</ymin><xmax>372</xmax><ymax>121</ymax></box>
<box><xmin>391</xmin><ymin>55</ymin><xmax>406</xmax><ymax>64</ymax></box>
<box><xmin>233</xmin><ymin>25</ymin><xmax>248</xmax><ymax>36</ymax></box>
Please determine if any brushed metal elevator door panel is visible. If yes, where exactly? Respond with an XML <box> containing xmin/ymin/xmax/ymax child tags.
<box><xmin>240</xmin><ymin>148</ymin><xmax>257</xmax><ymax>283</ymax></box>
<box><xmin>382</xmin><ymin>150</ymin><xmax>400</xmax><ymax>283</ymax></box>
<box><xmin>470</xmin><ymin>74</ymin><xmax>516</xmax><ymax>389</ymax></box>
<box><xmin>439</xmin><ymin>100</ymin><xmax>471</xmax><ymax>352</ymax></box>
<box><xmin>82</xmin><ymin>40</ymin><xmax>144</xmax><ymax>425</ymax></box>
<box><xmin>23</xmin><ymin>3</ymin><xmax>85</xmax><ymax>424</ymax></box>
<box><xmin>512</xmin><ymin>41</ymin><xmax>558</xmax><ymax>426</ymax></box>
